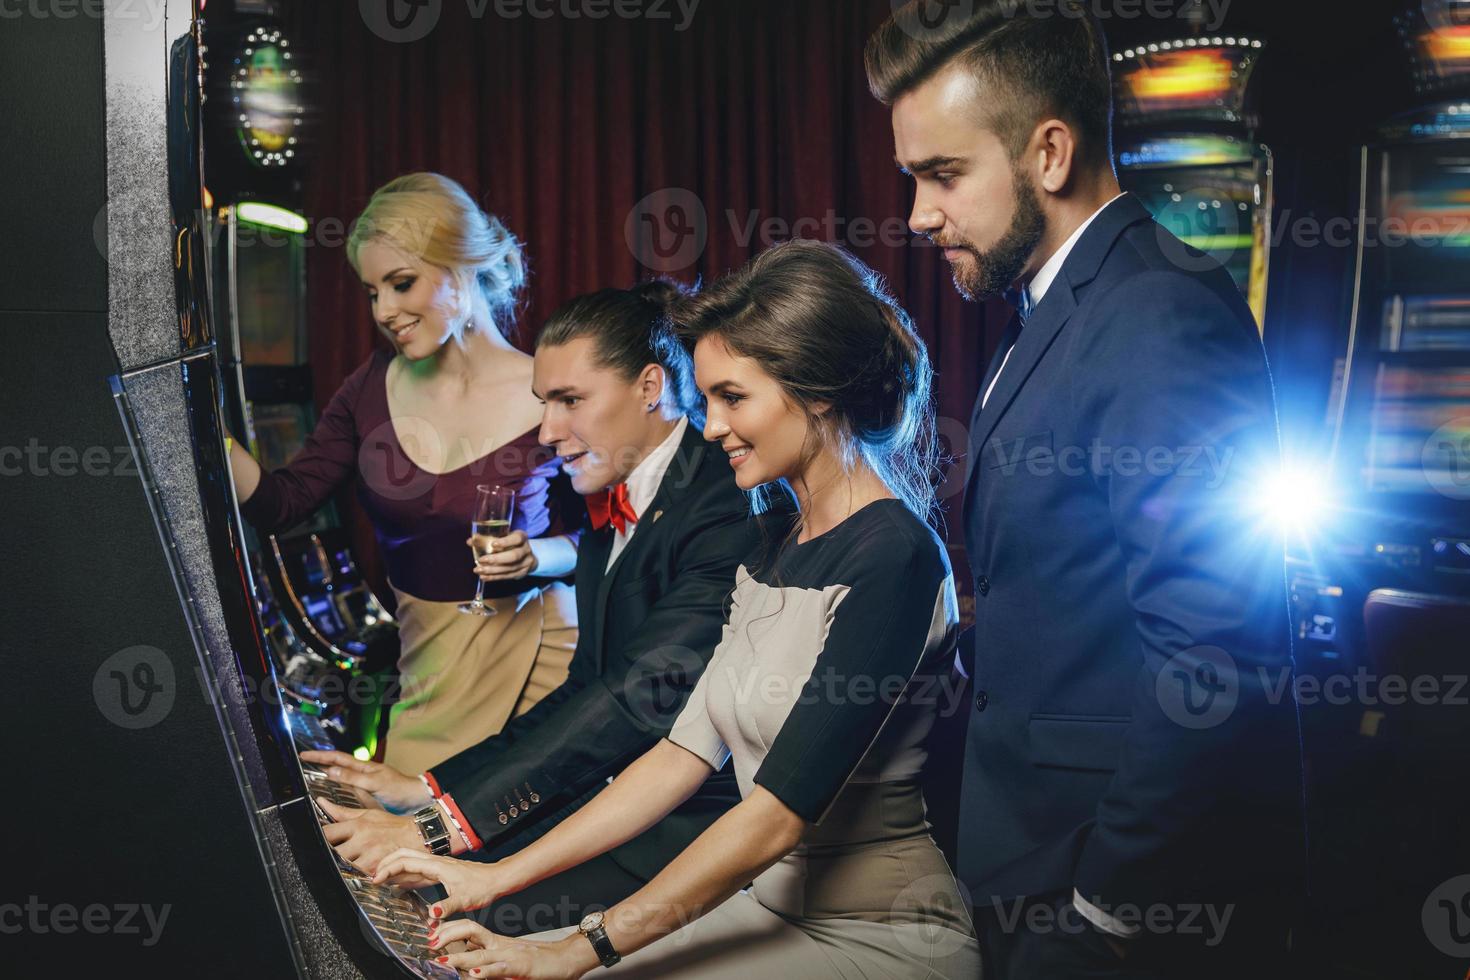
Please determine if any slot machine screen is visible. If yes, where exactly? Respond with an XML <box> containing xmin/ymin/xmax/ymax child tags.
<box><xmin>1115</xmin><ymin>44</ymin><xmax>1259</xmax><ymax>127</ymax></box>
<box><xmin>1404</xmin><ymin>0</ymin><xmax>1470</xmax><ymax>95</ymax></box>
<box><xmin>1366</xmin><ymin>365</ymin><xmax>1470</xmax><ymax>495</ymax></box>
<box><xmin>1380</xmin><ymin>296</ymin><xmax>1470</xmax><ymax>351</ymax></box>
<box><xmin>1125</xmin><ymin>166</ymin><xmax>1263</xmax><ymax>304</ymax></box>
<box><xmin>228</xmin><ymin>26</ymin><xmax>303</xmax><ymax>171</ymax></box>
<box><xmin>1379</xmin><ymin>143</ymin><xmax>1470</xmax><ymax>289</ymax></box>
<box><xmin>235</xmin><ymin>217</ymin><xmax>307</xmax><ymax>365</ymax></box>
<box><xmin>248</xmin><ymin>402</ymin><xmax>333</xmax><ymax>533</ymax></box>
<box><xmin>250</xmin><ymin>402</ymin><xmax>312</xmax><ymax>471</ymax></box>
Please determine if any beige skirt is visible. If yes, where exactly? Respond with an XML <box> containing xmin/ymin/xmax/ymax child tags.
<box><xmin>524</xmin><ymin>781</ymin><xmax>980</xmax><ymax>978</ymax></box>
<box><xmin>382</xmin><ymin>580</ymin><xmax>578</xmax><ymax>774</ymax></box>
<box><xmin>528</xmin><ymin>887</ymin><xmax>980</xmax><ymax>979</ymax></box>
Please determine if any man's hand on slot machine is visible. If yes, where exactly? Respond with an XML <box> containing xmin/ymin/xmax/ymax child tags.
<box><xmin>316</xmin><ymin>800</ymin><xmax>443</xmax><ymax>875</ymax></box>
<box><xmin>299</xmin><ymin>750</ymin><xmax>432</xmax><ymax>813</ymax></box>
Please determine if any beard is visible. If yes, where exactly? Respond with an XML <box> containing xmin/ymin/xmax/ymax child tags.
<box><xmin>944</xmin><ymin>166</ymin><xmax>1046</xmax><ymax>302</ymax></box>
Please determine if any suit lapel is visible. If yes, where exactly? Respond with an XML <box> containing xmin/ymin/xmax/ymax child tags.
<box><xmin>966</xmin><ymin>311</ymin><xmax>1025</xmax><ymax>485</ymax></box>
<box><xmin>967</xmin><ymin>194</ymin><xmax>1154</xmax><ymax>469</ymax></box>
<box><xmin>578</xmin><ymin>525</ymin><xmax>615</xmax><ymax>662</ymax></box>
<box><xmin>968</xmin><ymin>286</ymin><xmax>1077</xmax><ymax>465</ymax></box>
<box><xmin>591</xmin><ymin>421</ymin><xmax>709</xmax><ymax>673</ymax></box>
<box><xmin>978</xmin><ymin>312</ymin><xmax>1024</xmax><ymax>407</ymax></box>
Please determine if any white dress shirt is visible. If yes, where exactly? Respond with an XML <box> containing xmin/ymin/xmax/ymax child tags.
<box><xmin>981</xmin><ymin>194</ymin><xmax>1125</xmax><ymax>410</ymax></box>
<box><xmin>605</xmin><ymin>415</ymin><xmax>688</xmax><ymax>571</ymax></box>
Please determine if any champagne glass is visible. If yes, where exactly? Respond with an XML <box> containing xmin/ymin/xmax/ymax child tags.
<box><xmin>459</xmin><ymin>484</ymin><xmax>516</xmax><ymax>617</ymax></box>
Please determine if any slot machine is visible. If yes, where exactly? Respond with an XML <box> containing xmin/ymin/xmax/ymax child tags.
<box><xmin>5</xmin><ymin>1</ymin><xmax>468</xmax><ymax>975</ymax></box>
<box><xmin>1311</xmin><ymin>0</ymin><xmax>1470</xmax><ymax>651</ymax></box>
<box><xmin>1112</xmin><ymin>34</ymin><xmax>1274</xmax><ymax>332</ymax></box>
<box><xmin>200</xmin><ymin>3</ymin><xmax>398</xmax><ymax>758</ymax></box>
<box><xmin>1285</xmin><ymin>4</ymin><xmax>1470</xmax><ymax>971</ymax></box>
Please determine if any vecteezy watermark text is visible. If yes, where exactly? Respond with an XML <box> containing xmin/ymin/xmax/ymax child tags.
<box><xmin>0</xmin><ymin>440</ymin><xmax>137</xmax><ymax>478</ymax></box>
<box><xmin>991</xmin><ymin>894</ymin><xmax>1235</xmax><ymax>946</ymax></box>
<box><xmin>359</xmin><ymin>0</ymin><xmax>700</xmax><ymax>43</ymax></box>
<box><xmin>985</xmin><ymin>438</ymin><xmax>1235</xmax><ymax>489</ymax></box>
<box><xmin>0</xmin><ymin>897</ymin><xmax>170</xmax><ymax>947</ymax></box>
<box><xmin>466</xmin><ymin>0</ymin><xmax>699</xmax><ymax>28</ymax></box>
<box><xmin>999</xmin><ymin>0</ymin><xmax>1233</xmax><ymax>32</ymax></box>
<box><xmin>0</xmin><ymin>0</ymin><xmax>167</xmax><ymax>31</ymax></box>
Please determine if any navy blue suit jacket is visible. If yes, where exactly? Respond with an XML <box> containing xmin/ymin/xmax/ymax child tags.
<box><xmin>958</xmin><ymin>194</ymin><xmax>1305</xmax><ymax>911</ymax></box>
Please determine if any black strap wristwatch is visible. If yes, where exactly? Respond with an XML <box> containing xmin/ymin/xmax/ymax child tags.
<box><xmin>577</xmin><ymin>911</ymin><xmax>621</xmax><ymax>968</ymax></box>
<box><xmin>411</xmin><ymin>804</ymin><xmax>453</xmax><ymax>856</ymax></box>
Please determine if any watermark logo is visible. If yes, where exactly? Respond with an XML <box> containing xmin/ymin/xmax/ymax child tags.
<box><xmin>620</xmin><ymin>644</ymin><xmax>707</xmax><ymax>728</ymax></box>
<box><xmin>1423</xmin><ymin>874</ymin><xmax>1470</xmax><ymax>957</ymax></box>
<box><xmin>1153</xmin><ymin>184</ymin><xmax>1250</xmax><ymax>275</ymax></box>
<box><xmin>625</xmin><ymin>188</ymin><xmax>707</xmax><ymax>273</ymax></box>
<box><xmin>890</xmin><ymin>0</ymin><xmax>977</xmax><ymax>40</ymax></box>
<box><xmin>1424</xmin><ymin>0</ymin><xmax>1470</xmax><ymax>31</ymax></box>
<box><xmin>357</xmin><ymin>416</ymin><xmax>442</xmax><ymax>502</ymax></box>
<box><xmin>1156</xmin><ymin>645</ymin><xmax>1238</xmax><ymax>729</ymax></box>
<box><xmin>92</xmin><ymin>204</ymin><xmax>109</xmax><ymax>265</ymax></box>
<box><xmin>360</xmin><ymin>0</ymin><xmax>444</xmax><ymax>43</ymax></box>
<box><xmin>891</xmin><ymin>874</ymin><xmax>976</xmax><ymax>959</ymax></box>
<box><xmin>93</xmin><ymin>645</ymin><xmax>175</xmax><ymax>730</ymax></box>
<box><xmin>1423</xmin><ymin>419</ymin><xmax>1470</xmax><ymax>501</ymax></box>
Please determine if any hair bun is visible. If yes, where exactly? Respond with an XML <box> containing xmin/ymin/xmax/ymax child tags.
<box><xmin>631</xmin><ymin>278</ymin><xmax>692</xmax><ymax>317</ymax></box>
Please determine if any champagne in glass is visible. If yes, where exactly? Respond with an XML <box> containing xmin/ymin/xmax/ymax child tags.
<box><xmin>470</xmin><ymin>519</ymin><xmax>513</xmax><ymax>558</ymax></box>
<box><xmin>459</xmin><ymin>484</ymin><xmax>516</xmax><ymax>617</ymax></box>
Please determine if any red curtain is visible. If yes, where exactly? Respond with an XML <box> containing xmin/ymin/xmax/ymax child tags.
<box><xmin>287</xmin><ymin>0</ymin><xmax>1006</xmax><ymax>597</ymax></box>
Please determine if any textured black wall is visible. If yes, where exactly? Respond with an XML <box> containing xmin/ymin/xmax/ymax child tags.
<box><xmin>0</xmin><ymin>12</ymin><xmax>297</xmax><ymax>976</ymax></box>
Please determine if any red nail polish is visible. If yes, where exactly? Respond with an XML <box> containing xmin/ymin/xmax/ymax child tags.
<box><xmin>432</xmin><ymin>905</ymin><xmax>442</xmax><ymax>917</ymax></box>
<box><xmin>437</xmin><ymin>956</ymin><xmax>448</xmax><ymax>963</ymax></box>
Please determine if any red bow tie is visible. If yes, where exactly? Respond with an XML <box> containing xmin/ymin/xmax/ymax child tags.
<box><xmin>587</xmin><ymin>483</ymin><xmax>639</xmax><ymax>535</ymax></box>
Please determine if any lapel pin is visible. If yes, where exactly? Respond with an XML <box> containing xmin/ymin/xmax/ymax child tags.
<box><xmin>652</xmin><ymin>510</ymin><xmax>663</xmax><ymax>523</ymax></box>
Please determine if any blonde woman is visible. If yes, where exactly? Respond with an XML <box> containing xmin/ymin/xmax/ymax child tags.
<box><xmin>230</xmin><ymin>172</ymin><xmax>580</xmax><ymax>773</ymax></box>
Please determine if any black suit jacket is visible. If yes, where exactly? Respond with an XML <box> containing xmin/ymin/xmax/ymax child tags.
<box><xmin>958</xmin><ymin>194</ymin><xmax>1305</xmax><ymax>911</ymax></box>
<box><xmin>431</xmin><ymin>421</ymin><xmax>790</xmax><ymax>881</ymax></box>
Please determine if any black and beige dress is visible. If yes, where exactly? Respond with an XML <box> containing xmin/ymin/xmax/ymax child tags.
<box><xmin>537</xmin><ymin>499</ymin><xmax>981</xmax><ymax>977</ymax></box>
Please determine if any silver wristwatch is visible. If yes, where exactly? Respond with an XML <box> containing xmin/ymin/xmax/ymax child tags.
<box><xmin>412</xmin><ymin>804</ymin><xmax>453</xmax><ymax>856</ymax></box>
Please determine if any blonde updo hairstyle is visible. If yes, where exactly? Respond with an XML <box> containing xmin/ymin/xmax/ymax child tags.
<box><xmin>346</xmin><ymin>172</ymin><xmax>527</xmax><ymax>344</ymax></box>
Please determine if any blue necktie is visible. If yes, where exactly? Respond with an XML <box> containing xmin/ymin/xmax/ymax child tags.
<box><xmin>1004</xmin><ymin>284</ymin><xmax>1035</xmax><ymax>325</ymax></box>
<box><xmin>981</xmin><ymin>286</ymin><xmax>1033</xmax><ymax>411</ymax></box>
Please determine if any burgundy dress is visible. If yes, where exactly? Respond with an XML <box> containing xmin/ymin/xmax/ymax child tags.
<box><xmin>240</xmin><ymin>349</ymin><xmax>583</xmax><ymax>772</ymax></box>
